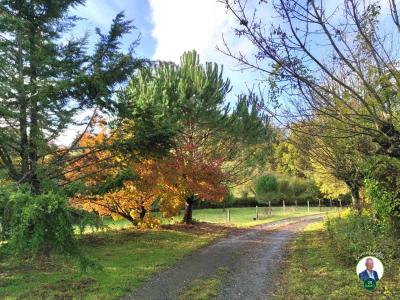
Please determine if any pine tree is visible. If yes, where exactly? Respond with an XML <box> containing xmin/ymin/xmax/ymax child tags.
<box><xmin>122</xmin><ymin>51</ymin><xmax>271</xmax><ymax>223</ymax></box>
<box><xmin>0</xmin><ymin>0</ymin><xmax>143</xmax><ymax>193</ymax></box>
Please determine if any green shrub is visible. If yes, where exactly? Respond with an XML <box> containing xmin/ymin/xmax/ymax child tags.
<box><xmin>8</xmin><ymin>189</ymin><xmax>76</xmax><ymax>256</ymax></box>
<box><xmin>364</xmin><ymin>156</ymin><xmax>400</xmax><ymax>234</ymax></box>
<box><xmin>289</xmin><ymin>178</ymin><xmax>306</xmax><ymax>197</ymax></box>
<box><xmin>278</xmin><ymin>179</ymin><xmax>290</xmax><ymax>201</ymax></box>
<box><xmin>222</xmin><ymin>192</ymin><xmax>234</xmax><ymax>208</ymax></box>
<box><xmin>253</xmin><ymin>174</ymin><xmax>323</xmax><ymax>205</ymax></box>
<box><xmin>193</xmin><ymin>196</ymin><xmax>258</xmax><ymax>209</ymax></box>
<box><xmin>0</xmin><ymin>185</ymin><xmax>13</xmax><ymax>240</ymax></box>
<box><xmin>255</xmin><ymin>175</ymin><xmax>279</xmax><ymax>204</ymax></box>
<box><xmin>0</xmin><ymin>186</ymin><xmax>100</xmax><ymax>270</ymax></box>
<box><xmin>326</xmin><ymin>211</ymin><xmax>400</xmax><ymax>265</ymax></box>
<box><xmin>232</xmin><ymin>196</ymin><xmax>258</xmax><ymax>207</ymax></box>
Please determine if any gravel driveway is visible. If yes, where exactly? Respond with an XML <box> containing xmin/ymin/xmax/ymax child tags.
<box><xmin>122</xmin><ymin>214</ymin><xmax>325</xmax><ymax>300</ymax></box>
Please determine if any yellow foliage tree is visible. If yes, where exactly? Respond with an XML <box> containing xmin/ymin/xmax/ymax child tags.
<box><xmin>310</xmin><ymin>162</ymin><xmax>349</xmax><ymax>200</ymax></box>
<box><xmin>67</xmin><ymin>122</ymin><xmax>162</xmax><ymax>227</ymax></box>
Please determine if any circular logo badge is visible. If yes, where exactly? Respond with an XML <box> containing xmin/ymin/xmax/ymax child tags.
<box><xmin>363</xmin><ymin>278</ymin><xmax>377</xmax><ymax>291</ymax></box>
<box><xmin>356</xmin><ymin>256</ymin><xmax>384</xmax><ymax>291</ymax></box>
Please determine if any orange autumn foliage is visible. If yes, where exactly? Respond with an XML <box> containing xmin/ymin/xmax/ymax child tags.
<box><xmin>65</xmin><ymin>119</ymin><xmax>114</xmax><ymax>186</ymax></box>
<box><xmin>68</xmin><ymin>122</ymin><xmax>229</xmax><ymax>226</ymax></box>
<box><xmin>68</xmin><ymin>122</ymin><xmax>161</xmax><ymax>227</ymax></box>
<box><xmin>157</xmin><ymin>141</ymin><xmax>228</xmax><ymax>218</ymax></box>
<box><xmin>70</xmin><ymin>160</ymin><xmax>161</xmax><ymax>228</ymax></box>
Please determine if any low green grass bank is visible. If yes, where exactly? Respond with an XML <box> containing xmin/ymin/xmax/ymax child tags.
<box><xmin>275</xmin><ymin>221</ymin><xmax>400</xmax><ymax>299</ymax></box>
<box><xmin>0</xmin><ymin>227</ymin><xmax>223</xmax><ymax>300</ymax></box>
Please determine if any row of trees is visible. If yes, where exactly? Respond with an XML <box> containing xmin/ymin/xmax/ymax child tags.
<box><xmin>69</xmin><ymin>51</ymin><xmax>271</xmax><ymax>225</ymax></box>
<box><xmin>0</xmin><ymin>0</ymin><xmax>271</xmax><ymax>258</ymax></box>
<box><xmin>255</xmin><ymin>174</ymin><xmax>323</xmax><ymax>205</ymax></box>
<box><xmin>220</xmin><ymin>0</ymin><xmax>400</xmax><ymax>232</ymax></box>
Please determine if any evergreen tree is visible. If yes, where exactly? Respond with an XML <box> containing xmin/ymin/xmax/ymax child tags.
<box><xmin>121</xmin><ymin>51</ymin><xmax>271</xmax><ymax>223</ymax></box>
<box><xmin>0</xmin><ymin>0</ymin><xmax>143</xmax><ymax>193</ymax></box>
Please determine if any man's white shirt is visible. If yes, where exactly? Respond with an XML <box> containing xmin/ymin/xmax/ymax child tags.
<box><xmin>367</xmin><ymin>269</ymin><xmax>375</xmax><ymax>279</ymax></box>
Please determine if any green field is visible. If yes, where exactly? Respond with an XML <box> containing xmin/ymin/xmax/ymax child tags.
<box><xmin>101</xmin><ymin>206</ymin><xmax>335</xmax><ymax>230</ymax></box>
<box><xmin>185</xmin><ymin>206</ymin><xmax>333</xmax><ymax>227</ymax></box>
<box><xmin>275</xmin><ymin>221</ymin><xmax>400</xmax><ymax>299</ymax></box>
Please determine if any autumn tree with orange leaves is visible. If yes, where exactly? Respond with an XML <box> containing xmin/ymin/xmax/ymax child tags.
<box><xmin>66</xmin><ymin>120</ymin><xmax>163</xmax><ymax>227</ymax></box>
<box><xmin>69</xmin><ymin>51</ymin><xmax>270</xmax><ymax>225</ymax></box>
<box><xmin>121</xmin><ymin>51</ymin><xmax>271</xmax><ymax>223</ymax></box>
<box><xmin>70</xmin><ymin>158</ymin><xmax>161</xmax><ymax>227</ymax></box>
<box><xmin>156</xmin><ymin>142</ymin><xmax>228</xmax><ymax>223</ymax></box>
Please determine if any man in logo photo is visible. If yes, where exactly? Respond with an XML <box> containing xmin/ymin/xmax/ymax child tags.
<box><xmin>359</xmin><ymin>258</ymin><xmax>379</xmax><ymax>282</ymax></box>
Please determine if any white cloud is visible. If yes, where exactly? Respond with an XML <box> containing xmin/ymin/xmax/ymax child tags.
<box><xmin>149</xmin><ymin>0</ymin><xmax>233</xmax><ymax>63</ymax></box>
<box><xmin>149</xmin><ymin>0</ymin><xmax>261</xmax><ymax>96</ymax></box>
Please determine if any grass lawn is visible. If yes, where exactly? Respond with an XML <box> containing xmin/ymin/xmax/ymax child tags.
<box><xmin>0</xmin><ymin>225</ymin><xmax>226</xmax><ymax>300</ymax></box>
<box><xmin>101</xmin><ymin>206</ymin><xmax>335</xmax><ymax>230</ymax></box>
<box><xmin>1</xmin><ymin>206</ymin><xmax>334</xmax><ymax>300</ymax></box>
<box><xmin>187</xmin><ymin>206</ymin><xmax>332</xmax><ymax>227</ymax></box>
<box><xmin>274</xmin><ymin>221</ymin><xmax>400</xmax><ymax>299</ymax></box>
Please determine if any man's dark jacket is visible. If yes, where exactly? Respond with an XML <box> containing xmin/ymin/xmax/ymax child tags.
<box><xmin>359</xmin><ymin>269</ymin><xmax>379</xmax><ymax>281</ymax></box>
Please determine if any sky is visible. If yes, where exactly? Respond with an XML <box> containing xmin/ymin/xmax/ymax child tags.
<box><xmin>71</xmin><ymin>1</ymin><xmax>395</xmax><ymax>65</ymax></box>
<box><xmin>60</xmin><ymin>0</ymin><xmax>396</xmax><ymax>145</ymax></box>
<box><xmin>59</xmin><ymin>0</ymin><xmax>259</xmax><ymax>145</ymax></box>
<box><xmin>69</xmin><ymin>0</ymin><xmax>395</xmax><ymax>103</ymax></box>
<box><xmin>70</xmin><ymin>0</ymin><xmax>258</xmax><ymax>98</ymax></box>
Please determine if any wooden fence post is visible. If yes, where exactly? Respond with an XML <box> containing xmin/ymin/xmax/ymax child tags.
<box><xmin>227</xmin><ymin>209</ymin><xmax>230</xmax><ymax>223</ymax></box>
<box><xmin>307</xmin><ymin>200</ymin><xmax>310</xmax><ymax>213</ymax></box>
<box><xmin>256</xmin><ymin>205</ymin><xmax>259</xmax><ymax>220</ymax></box>
<box><xmin>283</xmin><ymin>200</ymin><xmax>285</xmax><ymax>214</ymax></box>
<box><xmin>269</xmin><ymin>201</ymin><xmax>272</xmax><ymax>216</ymax></box>
<box><xmin>319</xmin><ymin>199</ymin><xmax>321</xmax><ymax>211</ymax></box>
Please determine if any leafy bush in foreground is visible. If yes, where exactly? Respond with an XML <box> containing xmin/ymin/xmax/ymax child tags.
<box><xmin>326</xmin><ymin>211</ymin><xmax>400</xmax><ymax>265</ymax></box>
<box><xmin>364</xmin><ymin>156</ymin><xmax>400</xmax><ymax>234</ymax></box>
<box><xmin>0</xmin><ymin>186</ymin><xmax>101</xmax><ymax>270</ymax></box>
<box><xmin>1</xmin><ymin>187</ymin><xmax>75</xmax><ymax>256</ymax></box>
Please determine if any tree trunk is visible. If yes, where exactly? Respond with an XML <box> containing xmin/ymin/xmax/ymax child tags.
<box><xmin>123</xmin><ymin>212</ymin><xmax>138</xmax><ymax>226</ymax></box>
<box><xmin>17</xmin><ymin>31</ymin><xmax>29</xmax><ymax>181</ymax></box>
<box><xmin>183</xmin><ymin>195</ymin><xmax>195</xmax><ymax>224</ymax></box>
<box><xmin>350</xmin><ymin>184</ymin><xmax>362</xmax><ymax>215</ymax></box>
<box><xmin>139</xmin><ymin>205</ymin><xmax>146</xmax><ymax>221</ymax></box>
<box><xmin>28</xmin><ymin>29</ymin><xmax>40</xmax><ymax>195</ymax></box>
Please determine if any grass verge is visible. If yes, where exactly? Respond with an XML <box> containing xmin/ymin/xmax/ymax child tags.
<box><xmin>179</xmin><ymin>267</ymin><xmax>230</xmax><ymax>300</ymax></box>
<box><xmin>274</xmin><ymin>221</ymin><xmax>400</xmax><ymax>299</ymax></box>
<box><xmin>0</xmin><ymin>225</ymin><xmax>227</xmax><ymax>300</ymax></box>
